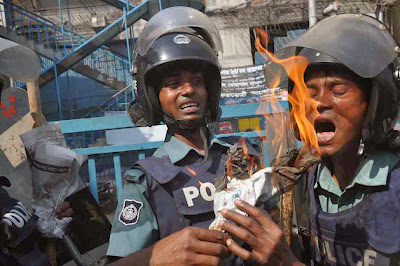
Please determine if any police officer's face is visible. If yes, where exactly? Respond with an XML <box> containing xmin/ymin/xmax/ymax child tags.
<box><xmin>305</xmin><ymin>69</ymin><xmax>368</xmax><ymax>157</ymax></box>
<box><xmin>159</xmin><ymin>69</ymin><xmax>207</xmax><ymax>122</ymax></box>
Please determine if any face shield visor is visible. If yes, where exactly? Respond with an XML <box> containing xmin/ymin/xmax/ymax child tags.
<box><xmin>273</xmin><ymin>14</ymin><xmax>399</xmax><ymax>79</ymax></box>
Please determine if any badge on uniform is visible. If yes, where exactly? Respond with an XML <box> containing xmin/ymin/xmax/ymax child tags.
<box><xmin>118</xmin><ymin>199</ymin><xmax>143</xmax><ymax>226</ymax></box>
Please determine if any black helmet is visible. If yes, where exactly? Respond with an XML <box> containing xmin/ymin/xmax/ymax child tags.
<box><xmin>131</xmin><ymin>7</ymin><xmax>223</xmax><ymax>128</ymax></box>
<box><xmin>274</xmin><ymin>14</ymin><xmax>400</xmax><ymax>147</ymax></box>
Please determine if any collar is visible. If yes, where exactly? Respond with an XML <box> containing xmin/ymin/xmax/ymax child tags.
<box><xmin>153</xmin><ymin>133</ymin><xmax>232</xmax><ymax>164</ymax></box>
<box><xmin>315</xmin><ymin>150</ymin><xmax>400</xmax><ymax>196</ymax></box>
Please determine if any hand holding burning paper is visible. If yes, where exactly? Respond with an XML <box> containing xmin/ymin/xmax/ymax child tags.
<box><xmin>21</xmin><ymin>124</ymin><xmax>86</xmax><ymax>238</ymax></box>
<box><xmin>210</xmin><ymin>141</ymin><xmax>271</xmax><ymax>230</ymax></box>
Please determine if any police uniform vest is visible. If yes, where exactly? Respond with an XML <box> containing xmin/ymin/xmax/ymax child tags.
<box><xmin>134</xmin><ymin>137</ymin><xmax>259</xmax><ymax>265</ymax></box>
<box><xmin>307</xmin><ymin>164</ymin><xmax>400</xmax><ymax>265</ymax></box>
<box><xmin>135</xmin><ymin>146</ymin><xmax>229</xmax><ymax>237</ymax></box>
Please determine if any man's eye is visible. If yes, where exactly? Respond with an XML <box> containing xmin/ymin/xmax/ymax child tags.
<box><xmin>332</xmin><ymin>88</ymin><xmax>347</xmax><ymax>96</ymax></box>
<box><xmin>307</xmin><ymin>88</ymin><xmax>317</xmax><ymax>99</ymax></box>
<box><xmin>192</xmin><ymin>77</ymin><xmax>204</xmax><ymax>86</ymax></box>
<box><xmin>165</xmin><ymin>81</ymin><xmax>179</xmax><ymax>88</ymax></box>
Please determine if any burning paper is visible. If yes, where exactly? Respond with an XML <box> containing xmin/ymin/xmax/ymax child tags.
<box><xmin>20</xmin><ymin>124</ymin><xmax>86</xmax><ymax>238</ymax></box>
<box><xmin>210</xmin><ymin>142</ymin><xmax>276</xmax><ymax>230</ymax></box>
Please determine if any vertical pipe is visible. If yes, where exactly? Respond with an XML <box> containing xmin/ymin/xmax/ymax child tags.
<box><xmin>88</xmin><ymin>157</ymin><xmax>99</xmax><ymax>202</ymax></box>
<box><xmin>113</xmin><ymin>154</ymin><xmax>123</xmax><ymax>202</ymax></box>
<box><xmin>308</xmin><ymin>0</ymin><xmax>317</xmax><ymax>27</ymax></box>
<box><xmin>159</xmin><ymin>0</ymin><xmax>163</xmax><ymax>11</ymax></box>
<box><xmin>53</xmin><ymin>64</ymin><xmax>63</xmax><ymax>120</ymax></box>
<box><xmin>66</xmin><ymin>0</ymin><xmax>74</xmax><ymax>48</ymax></box>
<box><xmin>378</xmin><ymin>0</ymin><xmax>384</xmax><ymax>22</ymax></box>
<box><xmin>82</xmin><ymin>132</ymin><xmax>86</xmax><ymax>147</ymax></box>
<box><xmin>45</xmin><ymin>24</ymin><xmax>50</xmax><ymax>48</ymax></box>
<box><xmin>58</xmin><ymin>0</ymin><xmax>67</xmax><ymax>52</ymax></box>
<box><xmin>123</xmin><ymin>7</ymin><xmax>132</xmax><ymax>69</ymax></box>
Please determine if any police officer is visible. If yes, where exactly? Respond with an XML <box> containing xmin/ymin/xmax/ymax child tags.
<box><xmin>106</xmin><ymin>6</ymin><xmax>274</xmax><ymax>266</ymax></box>
<box><xmin>217</xmin><ymin>14</ymin><xmax>400</xmax><ymax>265</ymax></box>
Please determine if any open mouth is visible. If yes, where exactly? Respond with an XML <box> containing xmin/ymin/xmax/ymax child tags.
<box><xmin>315</xmin><ymin>121</ymin><xmax>336</xmax><ymax>143</ymax></box>
<box><xmin>180</xmin><ymin>102</ymin><xmax>200</xmax><ymax>113</ymax></box>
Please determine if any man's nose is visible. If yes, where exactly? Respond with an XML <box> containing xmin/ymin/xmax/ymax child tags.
<box><xmin>315</xmin><ymin>89</ymin><xmax>332</xmax><ymax>112</ymax></box>
<box><xmin>181</xmin><ymin>82</ymin><xmax>195</xmax><ymax>96</ymax></box>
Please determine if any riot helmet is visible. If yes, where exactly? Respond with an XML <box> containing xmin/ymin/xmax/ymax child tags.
<box><xmin>274</xmin><ymin>14</ymin><xmax>400</xmax><ymax>147</ymax></box>
<box><xmin>131</xmin><ymin>6</ymin><xmax>223</xmax><ymax>130</ymax></box>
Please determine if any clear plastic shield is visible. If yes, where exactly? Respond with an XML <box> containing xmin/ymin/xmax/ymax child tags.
<box><xmin>134</xmin><ymin>6</ymin><xmax>223</xmax><ymax>58</ymax></box>
<box><xmin>275</xmin><ymin>14</ymin><xmax>399</xmax><ymax>78</ymax></box>
<box><xmin>0</xmin><ymin>38</ymin><xmax>41</xmax><ymax>82</ymax></box>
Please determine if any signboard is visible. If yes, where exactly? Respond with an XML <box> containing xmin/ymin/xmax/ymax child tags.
<box><xmin>220</xmin><ymin>64</ymin><xmax>287</xmax><ymax>105</ymax></box>
<box><xmin>218</xmin><ymin>121</ymin><xmax>233</xmax><ymax>134</ymax></box>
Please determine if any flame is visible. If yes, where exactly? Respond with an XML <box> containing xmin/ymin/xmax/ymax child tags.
<box><xmin>225</xmin><ymin>137</ymin><xmax>260</xmax><ymax>178</ymax></box>
<box><xmin>254</xmin><ymin>28</ymin><xmax>320</xmax><ymax>160</ymax></box>
<box><xmin>187</xmin><ymin>167</ymin><xmax>196</xmax><ymax>176</ymax></box>
<box><xmin>187</xmin><ymin>167</ymin><xmax>203</xmax><ymax>185</ymax></box>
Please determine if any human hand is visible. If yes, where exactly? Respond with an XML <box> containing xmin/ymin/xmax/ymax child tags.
<box><xmin>149</xmin><ymin>227</ymin><xmax>231</xmax><ymax>266</ymax></box>
<box><xmin>56</xmin><ymin>201</ymin><xmax>73</xmax><ymax>219</ymax></box>
<box><xmin>219</xmin><ymin>199</ymin><xmax>301</xmax><ymax>266</ymax></box>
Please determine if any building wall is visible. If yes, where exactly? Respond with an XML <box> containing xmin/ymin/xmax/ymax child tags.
<box><xmin>389</xmin><ymin>3</ymin><xmax>400</xmax><ymax>44</ymax></box>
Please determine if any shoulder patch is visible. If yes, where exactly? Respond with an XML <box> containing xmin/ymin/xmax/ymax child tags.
<box><xmin>118</xmin><ymin>199</ymin><xmax>144</xmax><ymax>226</ymax></box>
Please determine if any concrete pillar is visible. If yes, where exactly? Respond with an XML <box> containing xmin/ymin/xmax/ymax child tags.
<box><xmin>218</xmin><ymin>27</ymin><xmax>253</xmax><ymax>68</ymax></box>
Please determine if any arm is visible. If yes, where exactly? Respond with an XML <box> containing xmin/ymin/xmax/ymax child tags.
<box><xmin>220</xmin><ymin>199</ymin><xmax>303</xmax><ymax>266</ymax></box>
<box><xmin>107</xmin><ymin>170</ymin><xmax>159</xmax><ymax>258</ymax></box>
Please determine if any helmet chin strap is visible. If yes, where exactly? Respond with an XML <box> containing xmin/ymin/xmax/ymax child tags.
<box><xmin>162</xmin><ymin>110</ymin><xmax>206</xmax><ymax>132</ymax></box>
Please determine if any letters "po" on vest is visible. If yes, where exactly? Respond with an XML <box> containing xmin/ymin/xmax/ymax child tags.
<box><xmin>182</xmin><ymin>183</ymin><xmax>216</xmax><ymax>207</ymax></box>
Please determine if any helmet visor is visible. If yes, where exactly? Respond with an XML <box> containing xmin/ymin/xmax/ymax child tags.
<box><xmin>274</xmin><ymin>14</ymin><xmax>399</xmax><ymax>78</ymax></box>
<box><xmin>134</xmin><ymin>6</ymin><xmax>223</xmax><ymax>58</ymax></box>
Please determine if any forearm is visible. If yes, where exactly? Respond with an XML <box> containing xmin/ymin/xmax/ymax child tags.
<box><xmin>108</xmin><ymin>245</ymin><xmax>153</xmax><ymax>266</ymax></box>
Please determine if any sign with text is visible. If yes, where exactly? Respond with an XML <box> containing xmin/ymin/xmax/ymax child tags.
<box><xmin>220</xmin><ymin>65</ymin><xmax>287</xmax><ymax>105</ymax></box>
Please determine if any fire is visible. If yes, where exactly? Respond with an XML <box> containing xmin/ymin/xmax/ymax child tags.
<box><xmin>187</xmin><ymin>167</ymin><xmax>196</xmax><ymax>176</ymax></box>
<box><xmin>254</xmin><ymin>28</ymin><xmax>320</xmax><ymax>159</ymax></box>
<box><xmin>187</xmin><ymin>167</ymin><xmax>203</xmax><ymax>185</ymax></box>
<box><xmin>226</xmin><ymin>138</ymin><xmax>259</xmax><ymax>178</ymax></box>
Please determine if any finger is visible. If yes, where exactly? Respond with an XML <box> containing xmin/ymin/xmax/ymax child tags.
<box><xmin>221</xmin><ymin>209</ymin><xmax>265</xmax><ymax>238</ymax></box>
<box><xmin>56</xmin><ymin>208</ymin><xmax>73</xmax><ymax>219</ymax></box>
<box><xmin>234</xmin><ymin>199</ymin><xmax>277</xmax><ymax>230</ymax></box>
<box><xmin>194</xmin><ymin>241</ymin><xmax>230</xmax><ymax>257</ymax></box>
<box><xmin>56</xmin><ymin>201</ymin><xmax>71</xmax><ymax>214</ymax></box>
<box><xmin>218</xmin><ymin>220</ymin><xmax>258</xmax><ymax>247</ymax></box>
<box><xmin>196</xmin><ymin>228</ymin><xmax>230</xmax><ymax>244</ymax></box>
<box><xmin>225</xmin><ymin>238</ymin><xmax>253</xmax><ymax>262</ymax></box>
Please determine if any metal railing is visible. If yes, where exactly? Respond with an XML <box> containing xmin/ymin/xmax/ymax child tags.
<box><xmin>0</xmin><ymin>0</ymin><xmax>132</xmax><ymax>86</ymax></box>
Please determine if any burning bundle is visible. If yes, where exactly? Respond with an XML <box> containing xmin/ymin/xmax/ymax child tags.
<box><xmin>209</xmin><ymin>141</ymin><xmax>269</xmax><ymax>230</ymax></box>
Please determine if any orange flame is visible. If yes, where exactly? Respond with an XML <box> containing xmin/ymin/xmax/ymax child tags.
<box><xmin>187</xmin><ymin>167</ymin><xmax>203</xmax><ymax>185</ymax></box>
<box><xmin>187</xmin><ymin>167</ymin><xmax>196</xmax><ymax>176</ymax></box>
<box><xmin>254</xmin><ymin>28</ymin><xmax>320</xmax><ymax>160</ymax></box>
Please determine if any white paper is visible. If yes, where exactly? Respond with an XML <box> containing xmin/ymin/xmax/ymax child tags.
<box><xmin>209</xmin><ymin>167</ymin><xmax>275</xmax><ymax>230</ymax></box>
<box><xmin>21</xmin><ymin>124</ymin><xmax>86</xmax><ymax>238</ymax></box>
